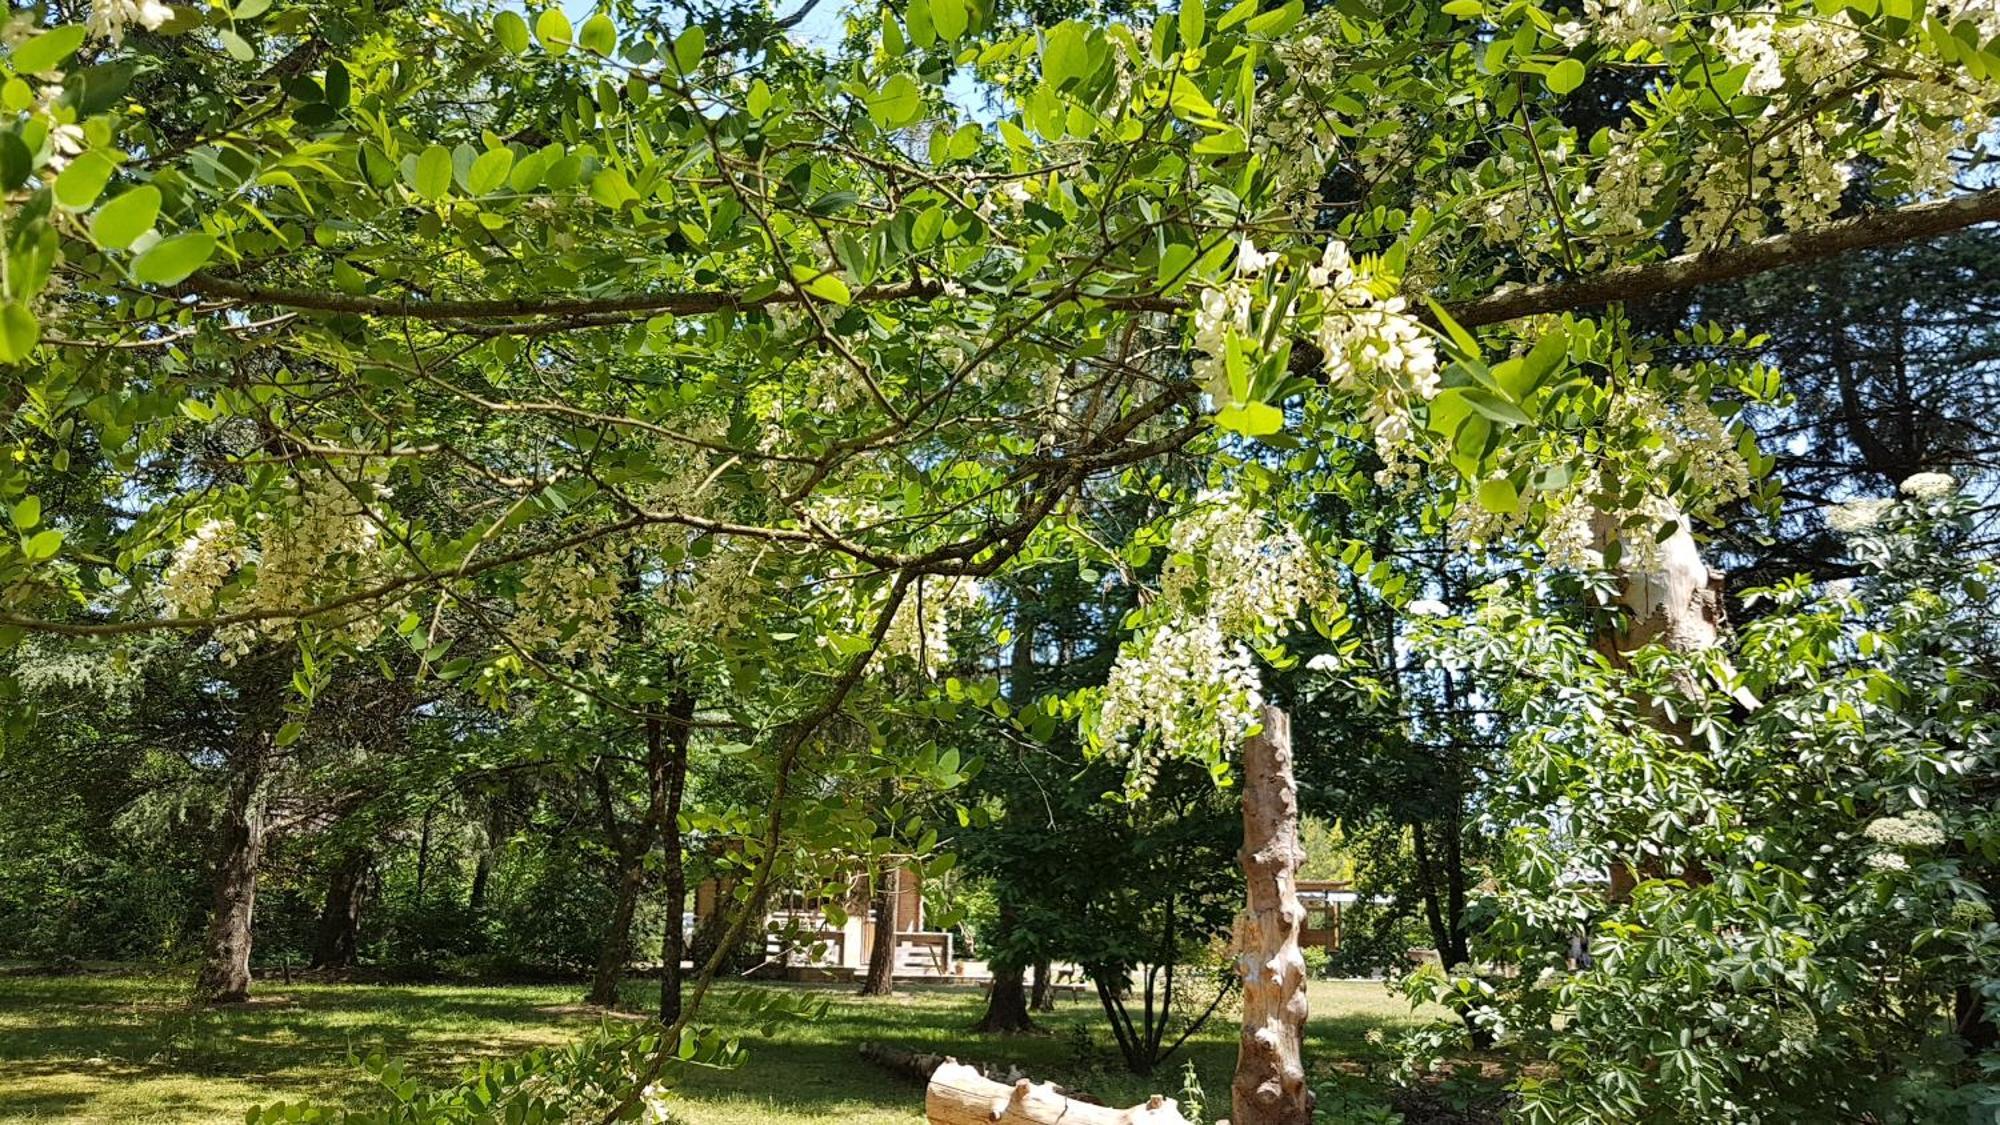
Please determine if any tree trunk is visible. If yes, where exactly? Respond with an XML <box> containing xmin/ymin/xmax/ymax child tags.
<box><xmin>1594</xmin><ymin>509</ymin><xmax>1738</xmax><ymax>897</ymax></box>
<box><xmin>311</xmin><ymin>847</ymin><xmax>370</xmax><ymax>970</ymax></box>
<box><xmin>1030</xmin><ymin>959</ymin><xmax>1055</xmax><ymax>1012</ymax></box>
<box><xmin>658</xmin><ymin>692</ymin><xmax>694</xmax><ymax>1024</ymax></box>
<box><xmin>859</xmin><ymin>863</ymin><xmax>898</xmax><ymax>996</ymax></box>
<box><xmin>588</xmin><ymin>864</ymin><xmax>644</xmax><ymax>1008</ymax></box>
<box><xmin>976</xmin><ymin>963</ymin><xmax>1034</xmax><ymax>1033</ymax></box>
<box><xmin>926</xmin><ymin>1061</ymin><xmax>1189</xmax><ymax>1125</ymax></box>
<box><xmin>196</xmin><ymin>761</ymin><xmax>268</xmax><ymax>1004</ymax></box>
<box><xmin>1230</xmin><ymin>706</ymin><xmax>1313</xmax><ymax>1125</ymax></box>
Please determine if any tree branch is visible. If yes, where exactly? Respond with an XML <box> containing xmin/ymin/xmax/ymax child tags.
<box><xmin>170</xmin><ymin>189</ymin><xmax>2000</xmax><ymax>330</ymax></box>
<box><xmin>1446</xmin><ymin>188</ymin><xmax>2000</xmax><ymax>328</ymax></box>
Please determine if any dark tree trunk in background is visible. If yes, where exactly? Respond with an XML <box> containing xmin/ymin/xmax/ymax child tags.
<box><xmin>977</xmin><ymin>965</ymin><xmax>1033</xmax><ymax>1032</ymax></box>
<box><xmin>311</xmin><ymin>847</ymin><xmax>371</xmax><ymax>970</ymax></box>
<box><xmin>412</xmin><ymin>805</ymin><xmax>435</xmax><ymax>904</ymax></box>
<box><xmin>195</xmin><ymin>656</ymin><xmax>286</xmax><ymax>1005</ymax></box>
<box><xmin>588</xmin><ymin>761</ymin><xmax>643</xmax><ymax>1009</ymax></box>
<box><xmin>858</xmin><ymin>864</ymin><xmax>897</xmax><ymax>996</ymax></box>
<box><xmin>658</xmin><ymin>691</ymin><xmax>694</xmax><ymax>1024</ymax></box>
<box><xmin>468</xmin><ymin>800</ymin><xmax>506</xmax><ymax>914</ymax></box>
<box><xmin>974</xmin><ymin>901</ymin><xmax>1034</xmax><ymax>1032</ymax></box>
<box><xmin>588</xmin><ymin>865</ymin><xmax>645</xmax><ymax>1008</ymax></box>
<box><xmin>1031</xmin><ymin>959</ymin><xmax>1055</xmax><ymax>1012</ymax></box>
<box><xmin>196</xmin><ymin>759</ymin><xmax>268</xmax><ymax>1003</ymax></box>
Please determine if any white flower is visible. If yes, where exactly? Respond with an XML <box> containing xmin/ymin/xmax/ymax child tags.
<box><xmin>162</xmin><ymin>519</ymin><xmax>244</xmax><ymax>617</ymax></box>
<box><xmin>1865</xmin><ymin>851</ymin><xmax>1911</xmax><ymax>873</ymax></box>
<box><xmin>1306</xmin><ymin>652</ymin><xmax>1341</xmax><ymax>671</ymax></box>
<box><xmin>1235</xmin><ymin>236</ymin><xmax>1276</xmax><ymax>277</ymax></box>
<box><xmin>1864</xmin><ymin>812</ymin><xmax>1947</xmax><ymax>850</ymax></box>
<box><xmin>1161</xmin><ymin>491</ymin><xmax>1323</xmax><ymax>637</ymax></box>
<box><xmin>1899</xmin><ymin>472</ymin><xmax>1957</xmax><ymax>500</ymax></box>
<box><xmin>86</xmin><ymin>0</ymin><xmax>173</xmax><ymax>44</ymax></box>
<box><xmin>1825</xmin><ymin>498</ymin><xmax>1892</xmax><ymax>535</ymax></box>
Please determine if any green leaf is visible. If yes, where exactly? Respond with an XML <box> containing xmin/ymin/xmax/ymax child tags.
<box><xmin>53</xmin><ymin>151</ymin><xmax>114</xmax><ymax>210</ymax></box>
<box><xmin>132</xmin><ymin>232</ymin><xmax>217</xmax><ymax>285</ymax></box>
<box><xmin>466</xmin><ymin>147</ymin><xmax>513</xmax><ymax>195</ymax></box>
<box><xmin>1462</xmin><ymin>388</ymin><xmax>1531</xmax><ymax>427</ymax></box>
<box><xmin>1441</xmin><ymin>0</ymin><xmax>1482</xmax><ymax>15</ymax></box>
<box><xmin>579</xmin><ymin>13</ymin><xmax>616</xmax><ymax>55</ymax></box>
<box><xmin>866</xmin><ymin>73</ymin><xmax>922</xmax><ymax>127</ymax></box>
<box><xmin>0</xmin><ymin>132</ymin><xmax>28</xmax><ymax>191</ymax></box>
<box><xmin>1477</xmin><ymin>477</ymin><xmax>1520</xmax><ymax>515</ymax></box>
<box><xmin>747</xmin><ymin>78</ymin><xmax>772</xmax><ymax>117</ymax></box>
<box><xmin>1179</xmin><ymin>0</ymin><xmax>1205</xmax><ymax>49</ymax></box>
<box><xmin>589</xmin><ymin>167</ymin><xmax>639</xmax><ymax>208</ymax></box>
<box><xmin>89</xmin><ymin>185</ymin><xmax>158</xmax><ymax>248</ymax></box>
<box><xmin>219</xmin><ymin>29</ymin><xmax>256</xmax><ymax>62</ymax></box>
<box><xmin>1041</xmin><ymin>22</ymin><xmax>1093</xmax><ymax>88</ymax></box>
<box><xmin>535</xmin><ymin>8</ymin><xmax>573</xmax><ymax>54</ymax></box>
<box><xmin>9</xmin><ymin>496</ymin><xmax>38</xmax><ymax>530</ymax></box>
<box><xmin>1546</xmin><ymin>57</ymin><xmax>1586</xmax><ymax>94</ymax></box>
<box><xmin>413</xmin><ymin>144</ymin><xmax>452</xmax><ymax>200</ymax></box>
<box><xmin>21</xmin><ymin>528</ymin><xmax>60</xmax><ymax>561</ymax></box>
<box><xmin>930</xmin><ymin>0</ymin><xmax>967</xmax><ymax>42</ymax></box>
<box><xmin>495</xmin><ymin>10</ymin><xmax>530</xmax><ymax>54</ymax></box>
<box><xmin>798</xmin><ymin>270</ymin><xmax>852</xmax><ymax>305</ymax></box>
<box><xmin>1216</xmin><ymin>401</ymin><xmax>1284</xmax><ymax>436</ymax></box>
<box><xmin>673</xmin><ymin>24</ymin><xmax>705</xmax><ymax>72</ymax></box>
<box><xmin>0</xmin><ymin>302</ymin><xmax>36</xmax><ymax>363</ymax></box>
<box><xmin>10</xmin><ymin>25</ymin><xmax>88</xmax><ymax>75</ymax></box>
<box><xmin>276</xmin><ymin>721</ymin><xmax>304</xmax><ymax>746</ymax></box>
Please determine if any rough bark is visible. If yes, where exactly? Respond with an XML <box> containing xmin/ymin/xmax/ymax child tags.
<box><xmin>196</xmin><ymin>759</ymin><xmax>268</xmax><ymax>1004</ymax></box>
<box><xmin>310</xmin><ymin>847</ymin><xmax>370</xmax><ymax>970</ymax></box>
<box><xmin>1230</xmin><ymin>706</ymin><xmax>1313</xmax><ymax>1125</ymax></box>
<box><xmin>925</xmin><ymin>1061</ymin><xmax>1189</xmax><ymax>1125</ymax></box>
<box><xmin>859</xmin><ymin>862</ymin><xmax>898</xmax><ymax>996</ymax></box>
<box><xmin>658</xmin><ymin>692</ymin><xmax>694</xmax><ymax>1024</ymax></box>
<box><xmin>976</xmin><ymin>963</ymin><xmax>1034</xmax><ymax>1033</ymax></box>
<box><xmin>1030</xmin><ymin>959</ymin><xmax>1056</xmax><ymax>1013</ymax></box>
<box><xmin>588</xmin><ymin>865</ymin><xmax>646</xmax><ymax>1008</ymax></box>
<box><xmin>1594</xmin><ymin>511</ymin><xmax>1738</xmax><ymax>898</ymax></box>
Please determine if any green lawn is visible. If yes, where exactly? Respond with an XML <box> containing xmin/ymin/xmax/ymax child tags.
<box><xmin>0</xmin><ymin>970</ymin><xmax>1437</xmax><ymax>1123</ymax></box>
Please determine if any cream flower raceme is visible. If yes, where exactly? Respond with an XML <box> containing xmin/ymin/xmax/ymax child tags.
<box><xmin>86</xmin><ymin>0</ymin><xmax>173</xmax><ymax>44</ymax></box>
<box><xmin>1899</xmin><ymin>471</ymin><xmax>1957</xmax><ymax>500</ymax></box>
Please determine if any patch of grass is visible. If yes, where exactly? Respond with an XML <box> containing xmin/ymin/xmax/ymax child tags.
<box><xmin>0</xmin><ymin>970</ymin><xmax>1438</xmax><ymax>1123</ymax></box>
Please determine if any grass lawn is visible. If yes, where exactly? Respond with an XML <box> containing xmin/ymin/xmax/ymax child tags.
<box><xmin>0</xmin><ymin>969</ymin><xmax>1439</xmax><ymax>1123</ymax></box>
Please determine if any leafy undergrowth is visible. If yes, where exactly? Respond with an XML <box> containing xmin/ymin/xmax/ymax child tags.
<box><xmin>0</xmin><ymin>968</ymin><xmax>1452</xmax><ymax>1124</ymax></box>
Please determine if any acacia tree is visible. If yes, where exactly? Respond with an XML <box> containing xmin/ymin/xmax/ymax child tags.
<box><xmin>6</xmin><ymin>0</ymin><xmax>2000</xmax><ymax>1110</ymax></box>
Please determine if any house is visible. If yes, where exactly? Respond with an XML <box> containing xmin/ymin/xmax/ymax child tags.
<box><xmin>694</xmin><ymin>862</ymin><xmax>962</xmax><ymax>982</ymax></box>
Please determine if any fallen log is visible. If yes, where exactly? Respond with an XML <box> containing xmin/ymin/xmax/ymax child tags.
<box><xmin>925</xmin><ymin>1060</ymin><xmax>1191</xmax><ymax>1125</ymax></box>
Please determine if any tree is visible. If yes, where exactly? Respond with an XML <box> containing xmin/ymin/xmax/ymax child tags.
<box><xmin>8</xmin><ymin>0</ymin><xmax>2000</xmax><ymax>1106</ymax></box>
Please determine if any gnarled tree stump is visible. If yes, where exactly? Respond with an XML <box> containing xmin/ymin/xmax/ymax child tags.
<box><xmin>1230</xmin><ymin>706</ymin><xmax>1313</xmax><ymax>1125</ymax></box>
<box><xmin>925</xmin><ymin>1060</ymin><xmax>1189</xmax><ymax>1124</ymax></box>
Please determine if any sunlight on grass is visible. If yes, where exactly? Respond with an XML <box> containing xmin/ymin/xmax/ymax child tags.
<box><xmin>0</xmin><ymin>972</ymin><xmax>1438</xmax><ymax>1123</ymax></box>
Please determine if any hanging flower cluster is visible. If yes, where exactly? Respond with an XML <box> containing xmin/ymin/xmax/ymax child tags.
<box><xmin>1094</xmin><ymin>491</ymin><xmax>1326</xmax><ymax>791</ymax></box>
<box><xmin>1096</xmin><ymin>615</ymin><xmax>1265</xmax><ymax>790</ymax></box>
<box><xmin>1307</xmin><ymin>241</ymin><xmax>1442</xmax><ymax>448</ymax></box>
<box><xmin>510</xmin><ymin>543</ymin><xmax>625</xmax><ymax>667</ymax></box>
<box><xmin>1190</xmin><ymin>238</ymin><xmax>1440</xmax><ymax>455</ymax></box>
<box><xmin>158</xmin><ymin>472</ymin><xmax>390</xmax><ymax>660</ymax></box>
<box><xmin>881</xmin><ymin>574</ymin><xmax>985</xmax><ymax>677</ymax></box>
<box><xmin>85</xmin><ymin>0</ymin><xmax>172</xmax><ymax>44</ymax></box>
<box><xmin>1160</xmin><ymin>490</ymin><xmax>1324</xmax><ymax>637</ymax></box>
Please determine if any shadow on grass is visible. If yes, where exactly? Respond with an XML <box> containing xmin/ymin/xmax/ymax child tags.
<box><xmin>0</xmin><ymin>972</ymin><xmax>1428</xmax><ymax>1123</ymax></box>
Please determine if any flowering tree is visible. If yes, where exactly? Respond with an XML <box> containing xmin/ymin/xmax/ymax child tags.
<box><xmin>5</xmin><ymin>0</ymin><xmax>2000</xmax><ymax>1113</ymax></box>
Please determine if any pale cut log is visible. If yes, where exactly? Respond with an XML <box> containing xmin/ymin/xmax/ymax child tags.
<box><xmin>1229</xmin><ymin>706</ymin><xmax>1314</xmax><ymax>1125</ymax></box>
<box><xmin>925</xmin><ymin>1061</ymin><xmax>1189</xmax><ymax>1125</ymax></box>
